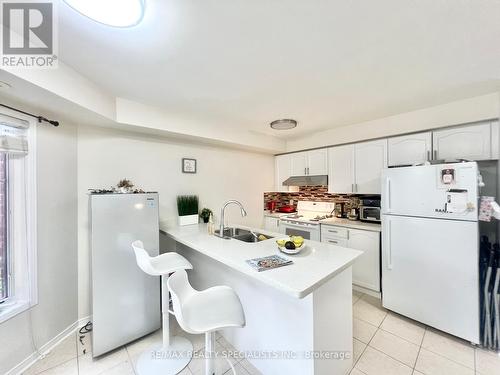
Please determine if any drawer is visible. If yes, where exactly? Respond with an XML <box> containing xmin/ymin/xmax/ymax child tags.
<box><xmin>321</xmin><ymin>226</ymin><xmax>348</xmax><ymax>239</ymax></box>
<box><xmin>322</xmin><ymin>236</ymin><xmax>348</xmax><ymax>247</ymax></box>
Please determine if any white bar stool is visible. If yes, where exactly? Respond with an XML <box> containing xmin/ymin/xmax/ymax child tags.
<box><xmin>168</xmin><ymin>269</ymin><xmax>246</xmax><ymax>375</ymax></box>
<box><xmin>131</xmin><ymin>240</ymin><xmax>194</xmax><ymax>375</ymax></box>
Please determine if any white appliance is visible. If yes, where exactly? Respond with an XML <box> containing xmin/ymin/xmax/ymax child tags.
<box><xmin>381</xmin><ymin>162</ymin><xmax>480</xmax><ymax>343</ymax></box>
<box><xmin>90</xmin><ymin>193</ymin><xmax>161</xmax><ymax>357</ymax></box>
<box><xmin>280</xmin><ymin>201</ymin><xmax>335</xmax><ymax>241</ymax></box>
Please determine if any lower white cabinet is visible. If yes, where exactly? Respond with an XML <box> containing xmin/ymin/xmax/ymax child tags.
<box><xmin>321</xmin><ymin>225</ymin><xmax>381</xmax><ymax>292</ymax></box>
<box><xmin>264</xmin><ymin>216</ymin><xmax>284</xmax><ymax>233</ymax></box>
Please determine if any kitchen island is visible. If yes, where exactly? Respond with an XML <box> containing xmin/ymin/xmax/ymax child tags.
<box><xmin>161</xmin><ymin>224</ymin><xmax>362</xmax><ymax>375</ymax></box>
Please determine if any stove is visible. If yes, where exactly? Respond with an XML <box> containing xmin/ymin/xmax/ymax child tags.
<box><xmin>280</xmin><ymin>201</ymin><xmax>335</xmax><ymax>241</ymax></box>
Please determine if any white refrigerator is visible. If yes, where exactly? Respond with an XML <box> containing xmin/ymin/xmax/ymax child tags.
<box><xmin>90</xmin><ymin>193</ymin><xmax>161</xmax><ymax>357</ymax></box>
<box><xmin>381</xmin><ymin>162</ymin><xmax>480</xmax><ymax>344</ymax></box>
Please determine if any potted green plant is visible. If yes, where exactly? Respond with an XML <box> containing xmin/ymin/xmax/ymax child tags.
<box><xmin>177</xmin><ymin>195</ymin><xmax>199</xmax><ymax>226</ymax></box>
<box><xmin>200</xmin><ymin>208</ymin><xmax>212</xmax><ymax>223</ymax></box>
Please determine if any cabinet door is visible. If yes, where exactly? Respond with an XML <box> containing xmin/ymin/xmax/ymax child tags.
<box><xmin>307</xmin><ymin>149</ymin><xmax>328</xmax><ymax>175</ymax></box>
<box><xmin>275</xmin><ymin>155</ymin><xmax>291</xmax><ymax>192</ymax></box>
<box><xmin>388</xmin><ymin>132</ymin><xmax>432</xmax><ymax>166</ymax></box>
<box><xmin>328</xmin><ymin>145</ymin><xmax>354</xmax><ymax>193</ymax></box>
<box><xmin>290</xmin><ymin>152</ymin><xmax>308</xmax><ymax>176</ymax></box>
<box><xmin>433</xmin><ymin>122</ymin><xmax>492</xmax><ymax>161</ymax></box>
<box><xmin>264</xmin><ymin>216</ymin><xmax>281</xmax><ymax>233</ymax></box>
<box><xmin>491</xmin><ymin>121</ymin><xmax>499</xmax><ymax>160</ymax></box>
<box><xmin>354</xmin><ymin>139</ymin><xmax>388</xmax><ymax>194</ymax></box>
<box><xmin>348</xmin><ymin>229</ymin><xmax>380</xmax><ymax>292</ymax></box>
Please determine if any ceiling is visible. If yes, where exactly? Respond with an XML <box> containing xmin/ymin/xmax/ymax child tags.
<box><xmin>58</xmin><ymin>0</ymin><xmax>500</xmax><ymax>140</ymax></box>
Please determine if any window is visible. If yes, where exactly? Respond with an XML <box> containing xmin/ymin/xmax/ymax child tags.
<box><xmin>0</xmin><ymin>112</ymin><xmax>37</xmax><ymax>323</ymax></box>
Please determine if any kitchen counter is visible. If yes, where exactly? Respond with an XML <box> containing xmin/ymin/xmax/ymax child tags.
<box><xmin>162</xmin><ymin>223</ymin><xmax>361</xmax><ymax>375</ymax></box>
<box><xmin>263</xmin><ymin>210</ymin><xmax>291</xmax><ymax>218</ymax></box>
<box><xmin>162</xmin><ymin>223</ymin><xmax>361</xmax><ymax>298</ymax></box>
<box><xmin>320</xmin><ymin>217</ymin><xmax>382</xmax><ymax>232</ymax></box>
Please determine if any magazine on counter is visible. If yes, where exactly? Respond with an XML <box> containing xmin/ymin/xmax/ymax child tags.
<box><xmin>246</xmin><ymin>255</ymin><xmax>293</xmax><ymax>272</ymax></box>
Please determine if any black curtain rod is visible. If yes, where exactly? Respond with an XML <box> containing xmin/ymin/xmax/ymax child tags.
<box><xmin>0</xmin><ymin>103</ymin><xmax>59</xmax><ymax>127</ymax></box>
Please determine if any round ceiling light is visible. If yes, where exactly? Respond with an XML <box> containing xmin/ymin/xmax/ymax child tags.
<box><xmin>270</xmin><ymin>119</ymin><xmax>298</xmax><ymax>130</ymax></box>
<box><xmin>64</xmin><ymin>0</ymin><xmax>145</xmax><ymax>27</ymax></box>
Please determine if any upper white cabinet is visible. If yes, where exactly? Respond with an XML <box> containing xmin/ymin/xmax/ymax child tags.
<box><xmin>290</xmin><ymin>149</ymin><xmax>328</xmax><ymax>176</ymax></box>
<box><xmin>290</xmin><ymin>152</ymin><xmax>308</xmax><ymax>176</ymax></box>
<box><xmin>354</xmin><ymin>140</ymin><xmax>388</xmax><ymax>194</ymax></box>
<box><xmin>492</xmin><ymin>121</ymin><xmax>499</xmax><ymax>159</ymax></box>
<box><xmin>328</xmin><ymin>140</ymin><xmax>387</xmax><ymax>194</ymax></box>
<box><xmin>307</xmin><ymin>149</ymin><xmax>329</xmax><ymax>175</ymax></box>
<box><xmin>275</xmin><ymin>154</ymin><xmax>292</xmax><ymax>192</ymax></box>
<box><xmin>433</xmin><ymin>122</ymin><xmax>494</xmax><ymax>161</ymax></box>
<box><xmin>388</xmin><ymin>132</ymin><xmax>432</xmax><ymax>166</ymax></box>
<box><xmin>328</xmin><ymin>145</ymin><xmax>355</xmax><ymax>194</ymax></box>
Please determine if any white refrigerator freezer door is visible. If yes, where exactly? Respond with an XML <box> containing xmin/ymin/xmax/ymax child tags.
<box><xmin>91</xmin><ymin>193</ymin><xmax>161</xmax><ymax>357</ymax></box>
<box><xmin>382</xmin><ymin>214</ymin><xmax>479</xmax><ymax>343</ymax></box>
<box><xmin>381</xmin><ymin>162</ymin><xmax>478</xmax><ymax>221</ymax></box>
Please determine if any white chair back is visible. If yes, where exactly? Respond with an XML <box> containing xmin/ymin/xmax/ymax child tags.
<box><xmin>131</xmin><ymin>240</ymin><xmax>158</xmax><ymax>276</ymax></box>
<box><xmin>167</xmin><ymin>269</ymin><xmax>197</xmax><ymax>333</ymax></box>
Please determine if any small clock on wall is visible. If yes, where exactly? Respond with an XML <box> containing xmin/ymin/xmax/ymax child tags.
<box><xmin>182</xmin><ymin>158</ymin><xmax>197</xmax><ymax>174</ymax></box>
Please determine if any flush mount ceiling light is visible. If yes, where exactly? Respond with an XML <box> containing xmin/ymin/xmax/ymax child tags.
<box><xmin>270</xmin><ymin>119</ymin><xmax>298</xmax><ymax>130</ymax></box>
<box><xmin>64</xmin><ymin>0</ymin><xmax>145</xmax><ymax>27</ymax></box>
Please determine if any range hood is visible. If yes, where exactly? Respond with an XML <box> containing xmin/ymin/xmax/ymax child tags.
<box><xmin>282</xmin><ymin>175</ymin><xmax>328</xmax><ymax>186</ymax></box>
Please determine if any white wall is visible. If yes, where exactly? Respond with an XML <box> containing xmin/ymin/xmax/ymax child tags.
<box><xmin>77</xmin><ymin>125</ymin><xmax>275</xmax><ymax>319</ymax></box>
<box><xmin>286</xmin><ymin>93</ymin><xmax>500</xmax><ymax>151</ymax></box>
<box><xmin>0</xmin><ymin>121</ymin><xmax>78</xmax><ymax>374</ymax></box>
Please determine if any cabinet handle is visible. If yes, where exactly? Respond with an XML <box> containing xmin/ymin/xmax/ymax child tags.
<box><xmin>328</xmin><ymin>240</ymin><xmax>338</xmax><ymax>244</ymax></box>
<box><xmin>427</xmin><ymin>150</ymin><xmax>430</xmax><ymax>162</ymax></box>
<box><xmin>351</xmin><ymin>183</ymin><xmax>354</xmax><ymax>192</ymax></box>
<box><xmin>433</xmin><ymin>150</ymin><xmax>437</xmax><ymax>160</ymax></box>
<box><xmin>307</xmin><ymin>167</ymin><xmax>310</xmax><ymax>175</ymax></box>
<box><xmin>304</xmin><ymin>167</ymin><xmax>307</xmax><ymax>175</ymax></box>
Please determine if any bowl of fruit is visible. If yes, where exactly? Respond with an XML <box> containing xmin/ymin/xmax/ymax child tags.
<box><xmin>276</xmin><ymin>236</ymin><xmax>305</xmax><ymax>255</ymax></box>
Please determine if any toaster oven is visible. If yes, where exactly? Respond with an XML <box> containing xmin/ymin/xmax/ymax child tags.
<box><xmin>359</xmin><ymin>206</ymin><xmax>381</xmax><ymax>222</ymax></box>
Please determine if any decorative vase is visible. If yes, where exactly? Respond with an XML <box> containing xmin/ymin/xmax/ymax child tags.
<box><xmin>178</xmin><ymin>214</ymin><xmax>199</xmax><ymax>226</ymax></box>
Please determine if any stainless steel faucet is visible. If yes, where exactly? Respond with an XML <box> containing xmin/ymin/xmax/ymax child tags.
<box><xmin>217</xmin><ymin>200</ymin><xmax>247</xmax><ymax>237</ymax></box>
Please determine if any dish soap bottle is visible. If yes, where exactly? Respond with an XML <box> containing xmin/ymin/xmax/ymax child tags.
<box><xmin>208</xmin><ymin>213</ymin><xmax>215</xmax><ymax>235</ymax></box>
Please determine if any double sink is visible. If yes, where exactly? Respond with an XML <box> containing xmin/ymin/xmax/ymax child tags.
<box><xmin>215</xmin><ymin>227</ymin><xmax>274</xmax><ymax>243</ymax></box>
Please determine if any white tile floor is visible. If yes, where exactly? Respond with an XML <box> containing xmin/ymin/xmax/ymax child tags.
<box><xmin>21</xmin><ymin>290</ymin><xmax>500</xmax><ymax>375</ymax></box>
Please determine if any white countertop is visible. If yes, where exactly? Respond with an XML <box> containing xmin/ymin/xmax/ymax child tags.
<box><xmin>263</xmin><ymin>210</ymin><xmax>291</xmax><ymax>218</ymax></box>
<box><xmin>162</xmin><ymin>223</ymin><xmax>362</xmax><ymax>299</ymax></box>
<box><xmin>320</xmin><ymin>218</ymin><xmax>382</xmax><ymax>232</ymax></box>
<box><xmin>263</xmin><ymin>211</ymin><xmax>381</xmax><ymax>231</ymax></box>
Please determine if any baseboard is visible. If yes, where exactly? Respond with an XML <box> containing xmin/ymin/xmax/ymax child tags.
<box><xmin>77</xmin><ymin>315</ymin><xmax>92</xmax><ymax>329</ymax></box>
<box><xmin>6</xmin><ymin>319</ymin><xmax>79</xmax><ymax>375</ymax></box>
<box><xmin>353</xmin><ymin>284</ymin><xmax>382</xmax><ymax>299</ymax></box>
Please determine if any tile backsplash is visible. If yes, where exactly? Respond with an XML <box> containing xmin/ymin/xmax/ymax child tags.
<box><xmin>264</xmin><ymin>186</ymin><xmax>368</xmax><ymax>215</ymax></box>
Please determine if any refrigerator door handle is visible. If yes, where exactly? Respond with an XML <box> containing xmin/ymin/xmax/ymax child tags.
<box><xmin>387</xmin><ymin>219</ymin><xmax>393</xmax><ymax>270</ymax></box>
<box><xmin>386</xmin><ymin>178</ymin><xmax>392</xmax><ymax>212</ymax></box>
